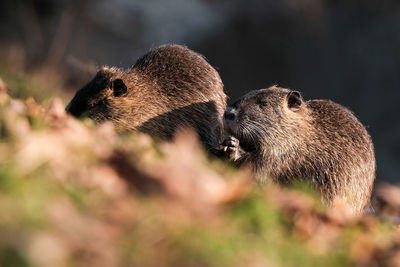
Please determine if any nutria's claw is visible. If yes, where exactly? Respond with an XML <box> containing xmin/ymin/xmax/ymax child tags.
<box><xmin>222</xmin><ymin>136</ymin><xmax>239</xmax><ymax>148</ymax></box>
<box><xmin>222</xmin><ymin>136</ymin><xmax>245</xmax><ymax>162</ymax></box>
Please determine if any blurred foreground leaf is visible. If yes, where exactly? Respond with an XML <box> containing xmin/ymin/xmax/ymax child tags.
<box><xmin>0</xmin><ymin>88</ymin><xmax>399</xmax><ymax>267</ymax></box>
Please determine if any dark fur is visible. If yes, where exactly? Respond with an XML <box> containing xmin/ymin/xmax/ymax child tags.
<box><xmin>66</xmin><ymin>45</ymin><xmax>227</xmax><ymax>149</ymax></box>
<box><xmin>222</xmin><ymin>86</ymin><xmax>375</xmax><ymax>212</ymax></box>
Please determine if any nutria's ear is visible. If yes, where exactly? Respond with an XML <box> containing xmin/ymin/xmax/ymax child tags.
<box><xmin>287</xmin><ymin>91</ymin><xmax>302</xmax><ymax>111</ymax></box>
<box><xmin>112</xmin><ymin>79</ymin><xmax>127</xmax><ymax>97</ymax></box>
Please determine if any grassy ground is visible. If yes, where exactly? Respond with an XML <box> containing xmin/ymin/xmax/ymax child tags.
<box><xmin>0</xmin><ymin>72</ymin><xmax>399</xmax><ymax>267</ymax></box>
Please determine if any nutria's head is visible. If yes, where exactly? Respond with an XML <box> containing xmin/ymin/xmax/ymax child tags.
<box><xmin>66</xmin><ymin>67</ymin><xmax>128</xmax><ymax>121</ymax></box>
<box><xmin>223</xmin><ymin>86</ymin><xmax>307</xmax><ymax>153</ymax></box>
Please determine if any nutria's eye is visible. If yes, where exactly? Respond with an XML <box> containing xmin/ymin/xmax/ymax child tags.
<box><xmin>259</xmin><ymin>101</ymin><xmax>268</xmax><ymax>107</ymax></box>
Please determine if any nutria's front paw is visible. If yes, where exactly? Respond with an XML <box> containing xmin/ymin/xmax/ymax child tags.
<box><xmin>222</xmin><ymin>136</ymin><xmax>245</xmax><ymax>161</ymax></box>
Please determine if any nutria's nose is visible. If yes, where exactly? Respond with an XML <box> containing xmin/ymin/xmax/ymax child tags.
<box><xmin>224</xmin><ymin>107</ymin><xmax>236</xmax><ymax>120</ymax></box>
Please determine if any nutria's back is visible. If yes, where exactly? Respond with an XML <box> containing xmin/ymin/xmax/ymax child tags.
<box><xmin>66</xmin><ymin>45</ymin><xmax>227</xmax><ymax>149</ymax></box>
<box><xmin>222</xmin><ymin>86</ymin><xmax>375</xmax><ymax>212</ymax></box>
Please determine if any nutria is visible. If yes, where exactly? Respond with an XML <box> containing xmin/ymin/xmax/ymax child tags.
<box><xmin>221</xmin><ymin>86</ymin><xmax>375</xmax><ymax>212</ymax></box>
<box><xmin>66</xmin><ymin>44</ymin><xmax>227</xmax><ymax>149</ymax></box>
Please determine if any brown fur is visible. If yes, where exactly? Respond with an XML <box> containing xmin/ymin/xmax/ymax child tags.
<box><xmin>66</xmin><ymin>44</ymin><xmax>227</xmax><ymax>149</ymax></box>
<box><xmin>222</xmin><ymin>86</ymin><xmax>375</xmax><ymax>212</ymax></box>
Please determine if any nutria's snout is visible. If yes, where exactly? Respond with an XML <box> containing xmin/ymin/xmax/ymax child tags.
<box><xmin>65</xmin><ymin>100</ymin><xmax>79</xmax><ymax>116</ymax></box>
<box><xmin>223</xmin><ymin>106</ymin><xmax>238</xmax><ymax>136</ymax></box>
<box><xmin>223</xmin><ymin>106</ymin><xmax>257</xmax><ymax>153</ymax></box>
<box><xmin>224</xmin><ymin>106</ymin><xmax>236</xmax><ymax>121</ymax></box>
<box><xmin>65</xmin><ymin>96</ymin><xmax>86</xmax><ymax>117</ymax></box>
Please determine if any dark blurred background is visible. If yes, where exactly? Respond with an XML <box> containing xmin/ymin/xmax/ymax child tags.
<box><xmin>0</xmin><ymin>0</ymin><xmax>399</xmax><ymax>182</ymax></box>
